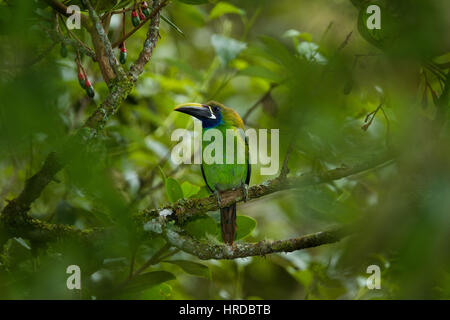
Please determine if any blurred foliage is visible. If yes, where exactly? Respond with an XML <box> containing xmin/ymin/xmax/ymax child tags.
<box><xmin>0</xmin><ymin>0</ymin><xmax>450</xmax><ymax>299</ymax></box>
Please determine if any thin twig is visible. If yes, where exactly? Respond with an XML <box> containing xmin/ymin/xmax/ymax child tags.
<box><xmin>278</xmin><ymin>137</ymin><xmax>296</xmax><ymax>181</ymax></box>
<box><xmin>82</xmin><ymin>0</ymin><xmax>124</xmax><ymax>79</ymax></box>
<box><xmin>242</xmin><ymin>83</ymin><xmax>278</xmax><ymax>123</ymax></box>
<box><xmin>337</xmin><ymin>31</ymin><xmax>353</xmax><ymax>53</ymax></box>
<box><xmin>0</xmin><ymin>0</ymin><xmax>164</xmax><ymax>229</ymax></box>
<box><xmin>112</xmin><ymin>0</ymin><xmax>169</xmax><ymax>49</ymax></box>
<box><xmin>59</xmin><ymin>14</ymin><xmax>95</xmax><ymax>57</ymax></box>
<box><xmin>361</xmin><ymin>99</ymin><xmax>384</xmax><ymax>131</ymax></box>
<box><xmin>153</xmin><ymin>219</ymin><xmax>353</xmax><ymax>260</ymax></box>
<box><xmin>120</xmin><ymin>242</ymin><xmax>171</xmax><ymax>288</ymax></box>
<box><xmin>1</xmin><ymin>154</ymin><xmax>393</xmax><ymax>246</ymax></box>
<box><xmin>128</xmin><ymin>0</ymin><xmax>165</xmax><ymax>80</ymax></box>
<box><xmin>139</xmin><ymin>153</ymin><xmax>393</xmax><ymax>224</ymax></box>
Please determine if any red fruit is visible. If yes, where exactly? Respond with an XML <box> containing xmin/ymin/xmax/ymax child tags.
<box><xmin>86</xmin><ymin>85</ymin><xmax>95</xmax><ymax>98</ymax></box>
<box><xmin>131</xmin><ymin>10</ymin><xmax>140</xmax><ymax>27</ymax></box>
<box><xmin>119</xmin><ymin>48</ymin><xmax>127</xmax><ymax>64</ymax></box>
<box><xmin>84</xmin><ymin>79</ymin><xmax>95</xmax><ymax>98</ymax></box>
<box><xmin>141</xmin><ymin>2</ymin><xmax>151</xmax><ymax>18</ymax></box>
<box><xmin>78</xmin><ymin>72</ymin><xmax>86</xmax><ymax>89</ymax></box>
<box><xmin>138</xmin><ymin>9</ymin><xmax>146</xmax><ymax>20</ymax></box>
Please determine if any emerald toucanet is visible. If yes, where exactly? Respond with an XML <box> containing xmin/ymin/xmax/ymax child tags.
<box><xmin>174</xmin><ymin>101</ymin><xmax>251</xmax><ymax>245</ymax></box>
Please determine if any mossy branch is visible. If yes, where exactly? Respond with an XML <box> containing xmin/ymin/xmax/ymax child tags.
<box><xmin>138</xmin><ymin>153</ymin><xmax>393</xmax><ymax>225</ymax></box>
<box><xmin>112</xmin><ymin>0</ymin><xmax>169</xmax><ymax>49</ymax></box>
<box><xmin>2</xmin><ymin>1</ymin><xmax>394</xmax><ymax>260</ymax></box>
<box><xmin>82</xmin><ymin>0</ymin><xmax>125</xmax><ymax>80</ymax></box>
<box><xmin>2</xmin><ymin>154</ymin><xmax>392</xmax><ymax>259</ymax></box>
<box><xmin>145</xmin><ymin>216</ymin><xmax>352</xmax><ymax>260</ymax></box>
<box><xmin>129</xmin><ymin>0</ymin><xmax>165</xmax><ymax>81</ymax></box>
<box><xmin>1</xmin><ymin>1</ymin><xmax>163</xmax><ymax>229</ymax></box>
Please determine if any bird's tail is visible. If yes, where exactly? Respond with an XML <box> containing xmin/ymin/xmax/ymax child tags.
<box><xmin>220</xmin><ymin>204</ymin><xmax>236</xmax><ymax>245</ymax></box>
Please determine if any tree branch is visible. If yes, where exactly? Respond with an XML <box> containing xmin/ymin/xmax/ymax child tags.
<box><xmin>278</xmin><ymin>136</ymin><xmax>295</xmax><ymax>181</ymax></box>
<box><xmin>44</xmin><ymin>0</ymin><xmax>88</xmax><ymax>25</ymax></box>
<box><xmin>43</xmin><ymin>21</ymin><xmax>96</xmax><ymax>60</ymax></box>
<box><xmin>242</xmin><ymin>83</ymin><xmax>278</xmax><ymax>123</ymax></box>
<box><xmin>46</xmin><ymin>0</ymin><xmax>119</xmax><ymax>83</ymax></box>
<box><xmin>138</xmin><ymin>153</ymin><xmax>393</xmax><ymax>224</ymax></box>
<box><xmin>129</xmin><ymin>0</ymin><xmax>165</xmax><ymax>81</ymax></box>
<box><xmin>0</xmin><ymin>152</ymin><xmax>392</xmax><ymax>263</ymax></box>
<box><xmin>0</xmin><ymin>78</ymin><xmax>134</xmax><ymax>231</ymax></box>
<box><xmin>81</xmin><ymin>0</ymin><xmax>125</xmax><ymax>81</ymax></box>
<box><xmin>57</xmin><ymin>14</ymin><xmax>97</xmax><ymax>60</ymax></box>
<box><xmin>1</xmin><ymin>1</ymin><xmax>165</xmax><ymax>229</ymax></box>
<box><xmin>111</xmin><ymin>0</ymin><xmax>169</xmax><ymax>49</ymax></box>
<box><xmin>1</xmin><ymin>154</ymin><xmax>392</xmax><ymax>251</ymax></box>
<box><xmin>1</xmin><ymin>1</ymin><xmax>395</xmax><ymax>261</ymax></box>
<box><xmin>147</xmin><ymin>218</ymin><xmax>351</xmax><ymax>260</ymax></box>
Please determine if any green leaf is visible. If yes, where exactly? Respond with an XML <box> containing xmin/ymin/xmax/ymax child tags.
<box><xmin>166</xmin><ymin>177</ymin><xmax>184</xmax><ymax>202</ymax></box>
<box><xmin>297</xmin><ymin>187</ymin><xmax>357</xmax><ymax>222</ymax></box>
<box><xmin>165</xmin><ymin>58</ymin><xmax>204</xmax><ymax>82</ymax></box>
<box><xmin>209</xmin><ymin>2</ymin><xmax>245</xmax><ymax>20</ymax></box>
<box><xmin>317</xmin><ymin>283</ymin><xmax>347</xmax><ymax>300</ymax></box>
<box><xmin>185</xmin><ymin>216</ymin><xmax>219</xmax><ymax>239</ymax></box>
<box><xmin>141</xmin><ymin>283</ymin><xmax>173</xmax><ymax>300</ymax></box>
<box><xmin>176</xmin><ymin>0</ymin><xmax>210</xmax><ymax>4</ymax></box>
<box><xmin>13</xmin><ymin>237</ymin><xmax>31</xmax><ymax>250</ymax></box>
<box><xmin>211</xmin><ymin>34</ymin><xmax>247</xmax><ymax>67</ymax></box>
<box><xmin>164</xmin><ymin>260</ymin><xmax>211</xmax><ymax>278</ymax></box>
<box><xmin>299</xmin><ymin>32</ymin><xmax>313</xmax><ymax>42</ymax></box>
<box><xmin>124</xmin><ymin>271</ymin><xmax>175</xmax><ymax>293</ymax></box>
<box><xmin>6</xmin><ymin>238</ymin><xmax>32</xmax><ymax>264</ymax></box>
<box><xmin>192</xmin><ymin>186</ymin><xmax>211</xmax><ymax>199</ymax></box>
<box><xmin>235</xmin><ymin>215</ymin><xmax>257</xmax><ymax>240</ymax></box>
<box><xmin>172</xmin><ymin>2</ymin><xmax>206</xmax><ymax>26</ymax></box>
<box><xmin>161</xmin><ymin>15</ymin><xmax>184</xmax><ymax>36</ymax></box>
<box><xmin>181</xmin><ymin>181</ymin><xmax>201</xmax><ymax>199</ymax></box>
<box><xmin>158</xmin><ymin>166</ymin><xmax>166</xmax><ymax>183</ymax></box>
<box><xmin>292</xmin><ymin>269</ymin><xmax>314</xmax><ymax>288</ymax></box>
<box><xmin>259</xmin><ymin>36</ymin><xmax>296</xmax><ymax>68</ymax></box>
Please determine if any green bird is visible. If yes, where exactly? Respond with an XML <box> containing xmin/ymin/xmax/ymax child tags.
<box><xmin>174</xmin><ymin>101</ymin><xmax>251</xmax><ymax>245</ymax></box>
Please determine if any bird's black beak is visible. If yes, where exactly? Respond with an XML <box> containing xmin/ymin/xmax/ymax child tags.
<box><xmin>174</xmin><ymin>103</ymin><xmax>213</xmax><ymax>121</ymax></box>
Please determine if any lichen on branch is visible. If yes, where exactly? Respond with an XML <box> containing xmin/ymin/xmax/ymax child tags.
<box><xmin>1</xmin><ymin>154</ymin><xmax>391</xmax><ymax>260</ymax></box>
<box><xmin>144</xmin><ymin>216</ymin><xmax>352</xmax><ymax>260</ymax></box>
<box><xmin>1</xmin><ymin>0</ymin><xmax>164</xmax><ymax>236</ymax></box>
<box><xmin>138</xmin><ymin>153</ymin><xmax>393</xmax><ymax>225</ymax></box>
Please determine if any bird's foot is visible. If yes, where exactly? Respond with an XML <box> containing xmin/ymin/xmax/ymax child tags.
<box><xmin>214</xmin><ymin>190</ymin><xmax>222</xmax><ymax>208</ymax></box>
<box><xmin>241</xmin><ymin>183</ymin><xmax>249</xmax><ymax>202</ymax></box>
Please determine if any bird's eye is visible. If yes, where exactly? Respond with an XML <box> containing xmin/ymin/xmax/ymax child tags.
<box><xmin>212</xmin><ymin>106</ymin><xmax>219</xmax><ymax>112</ymax></box>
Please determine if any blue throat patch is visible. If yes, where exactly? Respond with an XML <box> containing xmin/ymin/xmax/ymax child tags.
<box><xmin>202</xmin><ymin>112</ymin><xmax>223</xmax><ymax>128</ymax></box>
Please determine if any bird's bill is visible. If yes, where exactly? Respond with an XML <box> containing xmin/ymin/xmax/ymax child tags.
<box><xmin>174</xmin><ymin>103</ymin><xmax>212</xmax><ymax>121</ymax></box>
